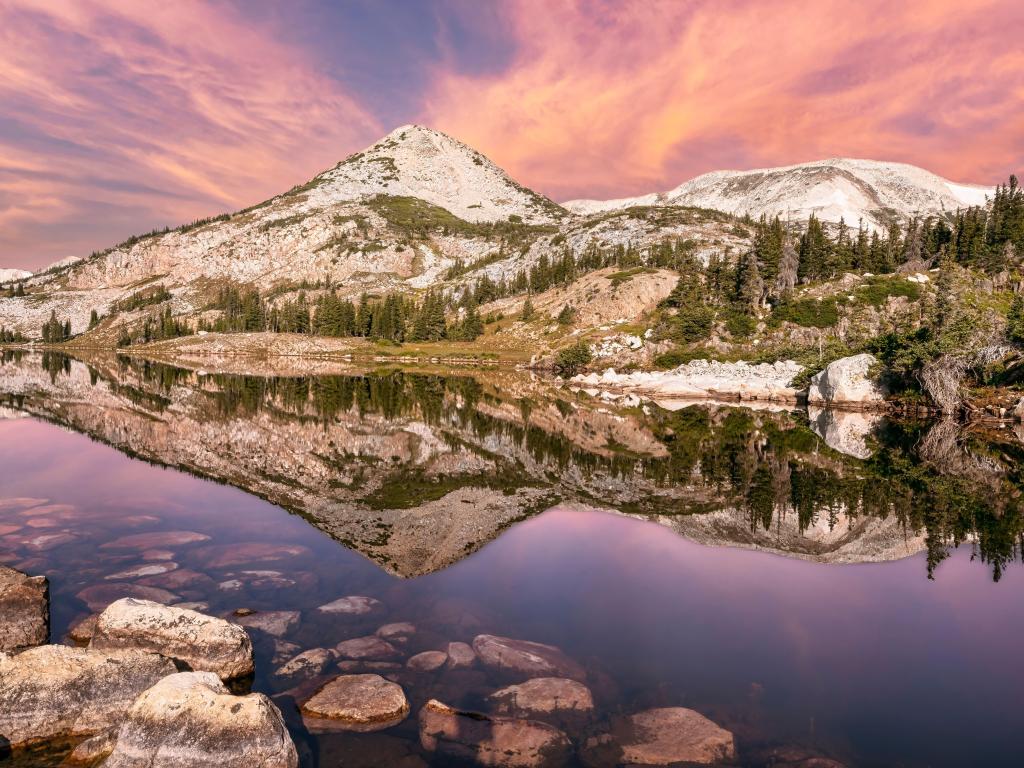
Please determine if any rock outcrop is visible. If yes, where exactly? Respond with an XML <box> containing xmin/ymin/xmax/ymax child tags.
<box><xmin>807</xmin><ymin>354</ymin><xmax>887</xmax><ymax>408</ymax></box>
<box><xmin>301</xmin><ymin>674</ymin><xmax>410</xmax><ymax>732</ymax></box>
<box><xmin>90</xmin><ymin>598</ymin><xmax>254</xmax><ymax>680</ymax></box>
<box><xmin>0</xmin><ymin>645</ymin><xmax>176</xmax><ymax>747</ymax></box>
<box><xmin>419</xmin><ymin>699</ymin><xmax>572</xmax><ymax>768</ymax></box>
<box><xmin>101</xmin><ymin>672</ymin><xmax>298</xmax><ymax>768</ymax></box>
<box><xmin>0</xmin><ymin>564</ymin><xmax>49</xmax><ymax>652</ymax></box>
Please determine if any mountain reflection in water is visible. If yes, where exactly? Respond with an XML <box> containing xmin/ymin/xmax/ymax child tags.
<box><xmin>2</xmin><ymin>351</ymin><xmax>1021</xmax><ymax>580</ymax></box>
<box><xmin>2</xmin><ymin>352</ymin><xmax>1024</xmax><ymax>768</ymax></box>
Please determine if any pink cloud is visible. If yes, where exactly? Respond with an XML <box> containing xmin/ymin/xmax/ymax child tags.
<box><xmin>0</xmin><ymin>0</ymin><xmax>381</xmax><ymax>269</ymax></box>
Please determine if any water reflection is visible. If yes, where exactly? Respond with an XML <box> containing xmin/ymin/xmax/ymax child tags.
<box><xmin>1</xmin><ymin>352</ymin><xmax>1022</xmax><ymax>581</ymax></box>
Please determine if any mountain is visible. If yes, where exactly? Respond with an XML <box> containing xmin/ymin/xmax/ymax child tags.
<box><xmin>564</xmin><ymin>157</ymin><xmax>993</xmax><ymax>229</ymax></box>
<box><xmin>0</xmin><ymin>268</ymin><xmax>31</xmax><ymax>283</ymax></box>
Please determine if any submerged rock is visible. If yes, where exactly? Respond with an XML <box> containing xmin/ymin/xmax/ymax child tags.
<box><xmin>61</xmin><ymin>727</ymin><xmax>118</xmax><ymax>765</ymax></box>
<box><xmin>0</xmin><ymin>564</ymin><xmax>49</xmax><ymax>652</ymax></box>
<box><xmin>76</xmin><ymin>584</ymin><xmax>179</xmax><ymax>612</ymax></box>
<box><xmin>274</xmin><ymin>648</ymin><xmax>335</xmax><ymax>682</ymax></box>
<box><xmin>376</xmin><ymin>621</ymin><xmax>416</xmax><ymax>642</ymax></box>
<box><xmin>807</xmin><ymin>353</ymin><xmax>887</xmax><ymax>408</ymax></box>
<box><xmin>102</xmin><ymin>672</ymin><xmax>298</xmax><ymax>768</ymax></box>
<box><xmin>407</xmin><ymin>650</ymin><xmax>448</xmax><ymax>672</ymax></box>
<box><xmin>193</xmin><ymin>542</ymin><xmax>311</xmax><ymax>569</ymax></box>
<box><xmin>232</xmin><ymin>610</ymin><xmax>301</xmax><ymax>638</ymax></box>
<box><xmin>317</xmin><ymin>595</ymin><xmax>384</xmax><ymax>616</ymax></box>
<box><xmin>0</xmin><ymin>645</ymin><xmax>176</xmax><ymax>747</ymax></box>
<box><xmin>90</xmin><ymin>598</ymin><xmax>254</xmax><ymax>680</ymax></box>
<box><xmin>581</xmin><ymin>707</ymin><xmax>735</xmax><ymax>767</ymax></box>
<box><xmin>335</xmin><ymin>635</ymin><xmax>401</xmax><ymax>661</ymax></box>
<box><xmin>302</xmin><ymin>674</ymin><xmax>410</xmax><ymax>732</ymax></box>
<box><xmin>489</xmin><ymin>677</ymin><xmax>594</xmax><ymax>718</ymax></box>
<box><xmin>473</xmin><ymin>634</ymin><xmax>585</xmax><ymax>681</ymax></box>
<box><xmin>446</xmin><ymin>641</ymin><xmax>477</xmax><ymax>669</ymax></box>
<box><xmin>100</xmin><ymin>531</ymin><xmax>210</xmax><ymax>550</ymax></box>
<box><xmin>419</xmin><ymin>699</ymin><xmax>572</xmax><ymax>768</ymax></box>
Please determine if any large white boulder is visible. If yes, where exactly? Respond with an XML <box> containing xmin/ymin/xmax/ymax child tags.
<box><xmin>90</xmin><ymin>598</ymin><xmax>254</xmax><ymax>680</ymax></box>
<box><xmin>0</xmin><ymin>645</ymin><xmax>176</xmax><ymax>747</ymax></box>
<box><xmin>807</xmin><ymin>353</ymin><xmax>887</xmax><ymax>407</ymax></box>
<box><xmin>102</xmin><ymin>672</ymin><xmax>298</xmax><ymax>768</ymax></box>
<box><xmin>0</xmin><ymin>565</ymin><xmax>48</xmax><ymax>652</ymax></box>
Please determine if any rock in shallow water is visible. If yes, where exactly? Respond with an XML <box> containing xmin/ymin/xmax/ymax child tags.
<box><xmin>232</xmin><ymin>610</ymin><xmax>301</xmax><ymax>638</ymax></box>
<box><xmin>335</xmin><ymin>635</ymin><xmax>400</xmax><ymax>661</ymax></box>
<box><xmin>419</xmin><ymin>699</ymin><xmax>572</xmax><ymax>768</ymax></box>
<box><xmin>0</xmin><ymin>564</ymin><xmax>48</xmax><ymax>652</ymax></box>
<box><xmin>473</xmin><ymin>634</ymin><xmax>586</xmax><ymax>681</ymax></box>
<box><xmin>446</xmin><ymin>641</ymin><xmax>476</xmax><ymax>669</ymax></box>
<box><xmin>0</xmin><ymin>645</ymin><xmax>176</xmax><ymax>747</ymax></box>
<box><xmin>102</xmin><ymin>672</ymin><xmax>298</xmax><ymax>768</ymax></box>
<box><xmin>581</xmin><ymin>706</ymin><xmax>735</xmax><ymax>767</ymax></box>
<box><xmin>407</xmin><ymin>650</ymin><xmax>448</xmax><ymax>672</ymax></box>
<box><xmin>317</xmin><ymin>595</ymin><xmax>384</xmax><ymax>616</ymax></box>
<box><xmin>274</xmin><ymin>647</ymin><xmax>335</xmax><ymax>682</ymax></box>
<box><xmin>302</xmin><ymin>674</ymin><xmax>410</xmax><ymax>732</ymax></box>
<box><xmin>489</xmin><ymin>677</ymin><xmax>594</xmax><ymax>718</ymax></box>
<box><xmin>90</xmin><ymin>598</ymin><xmax>254</xmax><ymax>681</ymax></box>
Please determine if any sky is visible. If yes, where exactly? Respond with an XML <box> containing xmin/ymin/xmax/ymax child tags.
<box><xmin>1</xmin><ymin>0</ymin><xmax>1022</xmax><ymax>271</ymax></box>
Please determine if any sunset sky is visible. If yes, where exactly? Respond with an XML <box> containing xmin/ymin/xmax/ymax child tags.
<box><xmin>2</xmin><ymin>0</ymin><xmax>1023</xmax><ymax>270</ymax></box>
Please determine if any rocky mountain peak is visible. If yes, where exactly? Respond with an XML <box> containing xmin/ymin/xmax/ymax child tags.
<box><xmin>304</xmin><ymin>124</ymin><xmax>565</xmax><ymax>224</ymax></box>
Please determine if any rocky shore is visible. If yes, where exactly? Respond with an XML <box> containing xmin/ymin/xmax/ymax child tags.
<box><xmin>0</xmin><ymin>562</ymin><xmax>851</xmax><ymax>768</ymax></box>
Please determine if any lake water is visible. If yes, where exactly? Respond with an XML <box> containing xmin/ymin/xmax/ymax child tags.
<box><xmin>1</xmin><ymin>352</ymin><xmax>1022</xmax><ymax>767</ymax></box>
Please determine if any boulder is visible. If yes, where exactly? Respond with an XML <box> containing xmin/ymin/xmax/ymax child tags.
<box><xmin>101</xmin><ymin>672</ymin><xmax>298</xmax><ymax>767</ymax></box>
<box><xmin>0</xmin><ymin>645</ymin><xmax>176</xmax><ymax>747</ymax></box>
<box><xmin>67</xmin><ymin>613</ymin><xmax>99</xmax><ymax>645</ymax></box>
<box><xmin>489</xmin><ymin>677</ymin><xmax>594</xmax><ymax>718</ymax></box>
<box><xmin>61</xmin><ymin>727</ymin><xmax>118</xmax><ymax>765</ymax></box>
<box><xmin>90</xmin><ymin>598</ymin><xmax>254</xmax><ymax>680</ymax></box>
<box><xmin>807</xmin><ymin>354</ymin><xmax>886</xmax><ymax>407</ymax></box>
<box><xmin>302</xmin><ymin>674</ymin><xmax>409</xmax><ymax>732</ymax></box>
<box><xmin>335</xmin><ymin>635</ymin><xmax>401</xmax><ymax>661</ymax></box>
<box><xmin>0</xmin><ymin>564</ymin><xmax>48</xmax><ymax>652</ymax></box>
<box><xmin>407</xmin><ymin>650</ymin><xmax>448</xmax><ymax>672</ymax></box>
<box><xmin>419</xmin><ymin>699</ymin><xmax>571</xmax><ymax>768</ymax></box>
<box><xmin>376</xmin><ymin>621</ymin><xmax>416</xmax><ymax>642</ymax></box>
<box><xmin>473</xmin><ymin>634</ymin><xmax>585</xmax><ymax>681</ymax></box>
<box><xmin>581</xmin><ymin>707</ymin><xmax>735</xmax><ymax>767</ymax></box>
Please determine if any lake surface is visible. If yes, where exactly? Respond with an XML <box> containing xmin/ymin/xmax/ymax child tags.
<box><xmin>1</xmin><ymin>352</ymin><xmax>1023</xmax><ymax>767</ymax></box>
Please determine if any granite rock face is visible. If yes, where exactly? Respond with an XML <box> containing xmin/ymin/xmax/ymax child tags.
<box><xmin>807</xmin><ymin>354</ymin><xmax>887</xmax><ymax>408</ymax></box>
<box><xmin>0</xmin><ymin>645</ymin><xmax>176</xmax><ymax>747</ymax></box>
<box><xmin>0</xmin><ymin>564</ymin><xmax>49</xmax><ymax>652</ymax></box>
<box><xmin>90</xmin><ymin>598</ymin><xmax>254</xmax><ymax>680</ymax></box>
<box><xmin>102</xmin><ymin>672</ymin><xmax>298</xmax><ymax>768</ymax></box>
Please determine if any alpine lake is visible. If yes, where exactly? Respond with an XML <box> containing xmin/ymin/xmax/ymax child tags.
<box><xmin>1</xmin><ymin>351</ymin><xmax>1022</xmax><ymax>768</ymax></box>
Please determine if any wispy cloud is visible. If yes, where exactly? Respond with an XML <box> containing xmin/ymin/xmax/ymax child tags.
<box><xmin>0</xmin><ymin>0</ymin><xmax>380</xmax><ymax>269</ymax></box>
<box><xmin>422</xmin><ymin>0</ymin><xmax>1024</xmax><ymax>201</ymax></box>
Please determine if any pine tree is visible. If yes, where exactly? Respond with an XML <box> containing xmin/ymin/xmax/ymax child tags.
<box><xmin>521</xmin><ymin>296</ymin><xmax>535</xmax><ymax>321</ymax></box>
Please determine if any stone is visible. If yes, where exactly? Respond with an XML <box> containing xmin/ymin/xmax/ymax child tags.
<box><xmin>446</xmin><ymin>640</ymin><xmax>477</xmax><ymax>669</ymax></box>
<box><xmin>317</xmin><ymin>595</ymin><xmax>384</xmax><ymax>616</ymax></box>
<box><xmin>233</xmin><ymin>610</ymin><xmax>301</xmax><ymax>638</ymax></box>
<box><xmin>76</xmin><ymin>583</ymin><xmax>179</xmax><ymax>612</ymax></box>
<box><xmin>489</xmin><ymin>678</ymin><xmax>594</xmax><ymax>718</ymax></box>
<box><xmin>302</xmin><ymin>674</ymin><xmax>409</xmax><ymax>732</ymax></box>
<box><xmin>90</xmin><ymin>598</ymin><xmax>254</xmax><ymax>680</ymax></box>
<box><xmin>582</xmin><ymin>707</ymin><xmax>735</xmax><ymax>767</ymax></box>
<box><xmin>0</xmin><ymin>645</ymin><xmax>176</xmax><ymax>747</ymax></box>
<box><xmin>24</xmin><ymin>532</ymin><xmax>78</xmax><ymax>551</ymax></box>
<box><xmin>102</xmin><ymin>672</ymin><xmax>298</xmax><ymax>768</ymax></box>
<box><xmin>61</xmin><ymin>727</ymin><xmax>118</xmax><ymax>765</ymax></box>
<box><xmin>0</xmin><ymin>564</ymin><xmax>49</xmax><ymax>652</ymax></box>
<box><xmin>101</xmin><ymin>531</ymin><xmax>210</xmax><ymax>550</ymax></box>
<box><xmin>807</xmin><ymin>353</ymin><xmax>887</xmax><ymax>407</ymax></box>
<box><xmin>473</xmin><ymin>634</ymin><xmax>585</xmax><ymax>681</ymax></box>
<box><xmin>104</xmin><ymin>562</ymin><xmax>178</xmax><ymax>580</ymax></box>
<box><xmin>335</xmin><ymin>635</ymin><xmax>401</xmax><ymax>661</ymax></box>
<box><xmin>419</xmin><ymin>699</ymin><xmax>572</xmax><ymax>768</ymax></box>
<box><xmin>138</xmin><ymin>567</ymin><xmax>214</xmax><ymax>591</ymax></box>
<box><xmin>67</xmin><ymin>613</ymin><xmax>99</xmax><ymax>645</ymax></box>
<box><xmin>274</xmin><ymin>647</ymin><xmax>335</xmax><ymax>682</ymax></box>
<box><xmin>407</xmin><ymin>650</ymin><xmax>447</xmax><ymax>672</ymax></box>
<box><xmin>376</xmin><ymin>621</ymin><xmax>416</xmax><ymax>641</ymax></box>
<box><xmin>192</xmin><ymin>542</ymin><xmax>312</xmax><ymax>569</ymax></box>
<box><xmin>337</xmin><ymin>660</ymin><xmax>402</xmax><ymax>673</ymax></box>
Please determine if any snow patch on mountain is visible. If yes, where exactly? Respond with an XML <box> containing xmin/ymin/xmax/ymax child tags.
<box><xmin>0</xmin><ymin>268</ymin><xmax>31</xmax><ymax>283</ymax></box>
<box><xmin>302</xmin><ymin>125</ymin><xmax>564</xmax><ymax>225</ymax></box>
<box><xmin>564</xmin><ymin>158</ymin><xmax>994</xmax><ymax>229</ymax></box>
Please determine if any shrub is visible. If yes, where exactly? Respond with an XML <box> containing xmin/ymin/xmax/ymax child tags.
<box><xmin>555</xmin><ymin>341</ymin><xmax>592</xmax><ymax>376</ymax></box>
<box><xmin>771</xmin><ymin>297</ymin><xmax>839</xmax><ymax>328</ymax></box>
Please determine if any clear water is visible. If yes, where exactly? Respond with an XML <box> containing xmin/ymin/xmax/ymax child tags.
<box><xmin>1</xmin><ymin>353</ymin><xmax>1022</xmax><ymax>767</ymax></box>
